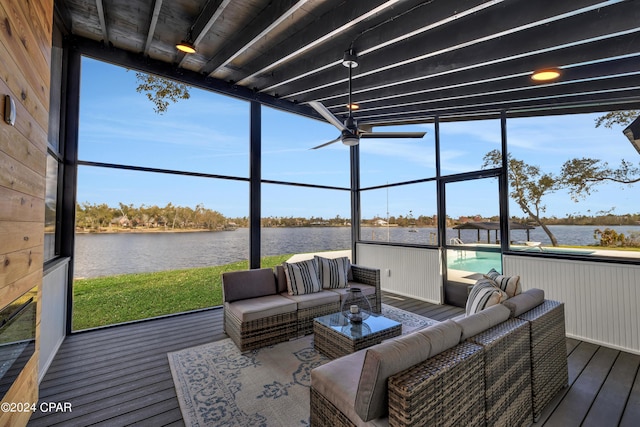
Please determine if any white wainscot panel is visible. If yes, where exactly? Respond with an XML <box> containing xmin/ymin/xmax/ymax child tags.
<box><xmin>40</xmin><ymin>260</ymin><xmax>69</xmax><ymax>382</ymax></box>
<box><xmin>504</xmin><ymin>255</ymin><xmax>640</xmax><ymax>354</ymax></box>
<box><xmin>357</xmin><ymin>244</ymin><xmax>442</xmax><ymax>304</ymax></box>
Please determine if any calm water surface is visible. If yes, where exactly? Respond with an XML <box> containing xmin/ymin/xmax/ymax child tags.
<box><xmin>74</xmin><ymin>225</ymin><xmax>640</xmax><ymax>278</ymax></box>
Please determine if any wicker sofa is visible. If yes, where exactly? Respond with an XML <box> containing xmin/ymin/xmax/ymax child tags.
<box><xmin>310</xmin><ymin>289</ymin><xmax>568</xmax><ymax>427</ymax></box>
<box><xmin>222</xmin><ymin>264</ymin><xmax>381</xmax><ymax>352</ymax></box>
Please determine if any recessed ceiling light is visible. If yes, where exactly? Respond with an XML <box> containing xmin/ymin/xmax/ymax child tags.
<box><xmin>531</xmin><ymin>68</ymin><xmax>562</xmax><ymax>82</ymax></box>
<box><xmin>347</xmin><ymin>103</ymin><xmax>360</xmax><ymax>110</ymax></box>
<box><xmin>176</xmin><ymin>41</ymin><xmax>196</xmax><ymax>54</ymax></box>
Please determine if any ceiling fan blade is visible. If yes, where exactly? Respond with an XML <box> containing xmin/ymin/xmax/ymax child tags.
<box><xmin>360</xmin><ymin>131</ymin><xmax>426</xmax><ymax>139</ymax></box>
<box><xmin>308</xmin><ymin>101</ymin><xmax>347</xmax><ymax>131</ymax></box>
<box><xmin>310</xmin><ymin>135</ymin><xmax>342</xmax><ymax>150</ymax></box>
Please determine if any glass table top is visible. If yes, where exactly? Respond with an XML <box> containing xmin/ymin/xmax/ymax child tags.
<box><xmin>314</xmin><ymin>312</ymin><xmax>401</xmax><ymax>340</ymax></box>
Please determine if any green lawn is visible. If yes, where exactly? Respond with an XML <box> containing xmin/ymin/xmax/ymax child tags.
<box><xmin>72</xmin><ymin>254</ymin><xmax>291</xmax><ymax>330</ymax></box>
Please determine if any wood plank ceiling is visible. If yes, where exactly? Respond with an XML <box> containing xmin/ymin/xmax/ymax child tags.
<box><xmin>55</xmin><ymin>0</ymin><xmax>640</xmax><ymax>126</ymax></box>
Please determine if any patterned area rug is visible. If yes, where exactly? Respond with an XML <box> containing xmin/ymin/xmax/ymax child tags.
<box><xmin>168</xmin><ymin>304</ymin><xmax>436</xmax><ymax>426</ymax></box>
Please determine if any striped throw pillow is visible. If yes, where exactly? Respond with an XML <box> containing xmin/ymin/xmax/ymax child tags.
<box><xmin>283</xmin><ymin>259</ymin><xmax>322</xmax><ymax>295</ymax></box>
<box><xmin>315</xmin><ymin>256</ymin><xmax>350</xmax><ymax>289</ymax></box>
<box><xmin>466</xmin><ymin>278</ymin><xmax>508</xmax><ymax>316</ymax></box>
<box><xmin>484</xmin><ymin>268</ymin><xmax>521</xmax><ymax>298</ymax></box>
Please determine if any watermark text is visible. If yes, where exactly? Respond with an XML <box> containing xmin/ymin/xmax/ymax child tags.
<box><xmin>1</xmin><ymin>402</ymin><xmax>72</xmax><ymax>413</ymax></box>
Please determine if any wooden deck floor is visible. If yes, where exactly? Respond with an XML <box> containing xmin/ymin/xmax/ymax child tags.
<box><xmin>29</xmin><ymin>292</ymin><xmax>639</xmax><ymax>426</ymax></box>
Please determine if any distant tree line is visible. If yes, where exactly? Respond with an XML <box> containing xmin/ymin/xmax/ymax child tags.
<box><xmin>76</xmin><ymin>201</ymin><xmax>640</xmax><ymax>234</ymax></box>
<box><xmin>76</xmin><ymin>202</ymin><xmax>238</xmax><ymax>231</ymax></box>
<box><xmin>516</xmin><ymin>212</ymin><xmax>640</xmax><ymax>226</ymax></box>
<box><xmin>75</xmin><ymin>203</ymin><xmax>352</xmax><ymax>231</ymax></box>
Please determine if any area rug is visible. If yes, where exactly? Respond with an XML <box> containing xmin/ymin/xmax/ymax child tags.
<box><xmin>168</xmin><ymin>304</ymin><xmax>436</xmax><ymax>426</ymax></box>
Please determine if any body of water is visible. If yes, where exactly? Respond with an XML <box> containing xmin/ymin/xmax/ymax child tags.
<box><xmin>74</xmin><ymin>225</ymin><xmax>640</xmax><ymax>278</ymax></box>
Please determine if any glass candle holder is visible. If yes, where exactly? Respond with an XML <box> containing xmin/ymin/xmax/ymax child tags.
<box><xmin>341</xmin><ymin>288</ymin><xmax>372</xmax><ymax>323</ymax></box>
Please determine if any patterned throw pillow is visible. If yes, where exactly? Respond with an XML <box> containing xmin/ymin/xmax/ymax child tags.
<box><xmin>283</xmin><ymin>259</ymin><xmax>322</xmax><ymax>295</ymax></box>
<box><xmin>466</xmin><ymin>278</ymin><xmax>509</xmax><ymax>316</ymax></box>
<box><xmin>484</xmin><ymin>268</ymin><xmax>521</xmax><ymax>298</ymax></box>
<box><xmin>315</xmin><ymin>256</ymin><xmax>350</xmax><ymax>289</ymax></box>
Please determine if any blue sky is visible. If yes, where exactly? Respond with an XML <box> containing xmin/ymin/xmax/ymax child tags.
<box><xmin>78</xmin><ymin>57</ymin><xmax>639</xmax><ymax>220</ymax></box>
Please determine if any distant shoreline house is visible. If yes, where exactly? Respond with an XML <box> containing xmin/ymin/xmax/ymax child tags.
<box><xmin>110</xmin><ymin>216</ymin><xmax>130</xmax><ymax>228</ymax></box>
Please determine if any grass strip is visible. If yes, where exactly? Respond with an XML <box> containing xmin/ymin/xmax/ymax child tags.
<box><xmin>72</xmin><ymin>254</ymin><xmax>291</xmax><ymax>330</ymax></box>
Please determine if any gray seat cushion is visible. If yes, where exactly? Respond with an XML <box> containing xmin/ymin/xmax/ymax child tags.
<box><xmin>455</xmin><ymin>303</ymin><xmax>511</xmax><ymax>340</ymax></box>
<box><xmin>225</xmin><ymin>294</ymin><xmax>297</xmax><ymax>322</ymax></box>
<box><xmin>311</xmin><ymin>351</ymin><xmax>367</xmax><ymax>425</ymax></box>
<box><xmin>281</xmin><ymin>289</ymin><xmax>340</xmax><ymax>309</ymax></box>
<box><xmin>502</xmin><ymin>288</ymin><xmax>545</xmax><ymax>317</ymax></box>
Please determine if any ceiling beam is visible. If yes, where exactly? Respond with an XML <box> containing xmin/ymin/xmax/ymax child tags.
<box><xmin>358</xmin><ymin>88</ymin><xmax>640</xmax><ymax>126</ymax></box>
<box><xmin>177</xmin><ymin>0</ymin><xmax>231</xmax><ymax>68</ymax></box>
<box><xmin>344</xmin><ymin>70</ymin><xmax>640</xmax><ymax>120</ymax></box>
<box><xmin>143</xmin><ymin>0</ymin><xmax>163</xmax><ymax>56</ymax></box>
<box><xmin>288</xmin><ymin>13</ymin><xmax>640</xmax><ymax>106</ymax></box>
<box><xmin>353</xmin><ymin>75</ymin><xmax>640</xmax><ymax>123</ymax></box>
<box><xmin>262</xmin><ymin>0</ymin><xmax>606</xmax><ymax>97</ymax></box>
<box><xmin>95</xmin><ymin>0</ymin><xmax>109</xmax><ymax>44</ymax></box>
<box><xmin>322</xmin><ymin>46</ymin><xmax>640</xmax><ymax>115</ymax></box>
<box><xmin>234</xmin><ymin>0</ymin><xmax>406</xmax><ymax>87</ymax></box>
<box><xmin>260</xmin><ymin>0</ymin><xmax>504</xmax><ymax>94</ymax></box>
<box><xmin>276</xmin><ymin>0</ymin><xmax>634</xmax><ymax>102</ymax></box>
<box><xmin>200</xmin><ymin>0</ymin><xmax>310</xmax><ymax>78</ymax></box>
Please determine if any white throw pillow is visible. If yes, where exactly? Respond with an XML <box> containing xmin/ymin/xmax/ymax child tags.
<box><xmin>466</xmin><ymin>277</ymin><xmax>508</xmax><ymax>316</ymax></box>
<box><xmin>484</xmin><ymin>268</ymin><xmax>521</xmax><ymax>298</ymax></box>
<box><xmin>315</xmin><ymin>256</ymin><xmax>350</xmax><ymax>289</ymax></box>
<box><xmin>283</xmin><ymin>259</ymin><xmax>322</xmax><ymax>295</ymax></box>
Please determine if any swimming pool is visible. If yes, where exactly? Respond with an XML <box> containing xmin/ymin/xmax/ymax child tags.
<box><xmin>447</xmin><ymin>246</ymin><xmax>596</xmax><ymax>274</ymax></box>
<box><xmin>447</xmin><ymin>250</ymin><xmax>502</xmax><ymax>274</ymax></box>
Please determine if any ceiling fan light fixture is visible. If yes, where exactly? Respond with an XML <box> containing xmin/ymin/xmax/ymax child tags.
<box><xmin>342</xmin><ymin>49</ymin><xmax>358</xmax><ymax>68</ymax></box>
<box><xmin>342</xmin><ymin>134</ymin><xmax>359</xmax><ymax>146</ymax></box>
<box><xmin>531</xmin><ymin>67</ymin><xmax>561</xmax><ymax>82</ymax></box>
<box><xmin>176</xmin><ymin>40</ymin><xmax>196</xmax><ymax>54</ymax></box>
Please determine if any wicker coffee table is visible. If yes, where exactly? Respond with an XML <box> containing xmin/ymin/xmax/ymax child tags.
<box><xmin>313</xmin><ymin>312</ymin><xmax>402</xmax><ymax>359</ymax></box>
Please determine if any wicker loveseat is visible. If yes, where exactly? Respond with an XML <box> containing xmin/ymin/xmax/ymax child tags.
<box><xmin>222</xmin><ymin>263</ymin><xmax>381</xmax><ymax>352</ymax></box>
<box><xmin>310</xmin><ymin>289</ymin><xmax>568</xmax><ymax>426</ymax></box>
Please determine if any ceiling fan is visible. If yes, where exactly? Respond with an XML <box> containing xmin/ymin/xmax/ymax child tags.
<box><xmin>309</xmin><ymin>49</ymin><xmax>426</xmax><ymax>149</ymax></box>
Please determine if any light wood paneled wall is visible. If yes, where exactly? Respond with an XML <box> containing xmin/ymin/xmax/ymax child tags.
<box><xmin>0</xmin><ymin>0</ymin><xmax>53</xmax><ymax>425</ymax></box>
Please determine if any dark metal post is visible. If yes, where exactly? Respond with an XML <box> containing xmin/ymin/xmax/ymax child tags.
<box><xmin>435</xmin><ymin>117</ymin><xmax>448</xmax><ymax>299</ymax></box>
<box><xmin>249</xmin><ymin>101</ymin><xmax>261</xmax><ymax>269</ymax></box>
<box><xmin>499</xmin><ymin>111</ymin><xmax>510</xmax><ymax>254</ymax></box>
<box><xmin>62</xmin><ymin>44</ymin><xmax>81</xmax><ymax>335</ymax></box>
<box><xmin>350</xmin><ymin>144</ymin><xmax>360</xmax><ymax>263</ymax></box>
<box><xmin>434</xmin><ymin>117</ymin><xmax>446</xmax><ymax>247</ymax></box>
